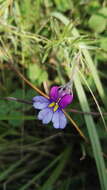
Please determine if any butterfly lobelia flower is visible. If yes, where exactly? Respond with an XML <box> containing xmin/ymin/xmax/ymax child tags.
<box><xmin>32</xmin><ymin>85</ymin><xmax>73</xmax><ymax>129</ymax></box>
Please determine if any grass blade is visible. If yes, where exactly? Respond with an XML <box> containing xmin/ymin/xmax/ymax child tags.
<box><xmin>39</xmin><ymin>148</ymin><xmax>71</xmax><ymax>190</ymax></box>
<box><xmin>74</xmin><ymin>73</ymin><xmax>107</xmax><ymax>190</ymax></box>
<box><xmin>19</xmin><ymin>150</ymin><xmax>66</xmax><ymax>190</ymax></box>
<box><xmin>0</xmin><ymin>154</ymin><xmax>30</xmax><ymax>182</ymax></box>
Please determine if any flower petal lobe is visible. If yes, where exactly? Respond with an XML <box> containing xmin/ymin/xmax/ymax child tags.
<box><xmin>52</xmin><ymin>110</ymin><xmax>67</xmax><ymax>129</ymax></box>
<box><xmin>59</xmin><ymin>94</ymin><xmax>73</xmax><ymax>108</ymax></box>
<box><xmin>49</xmin><ymin>86</ymin><xmax>59</xmax><ymax>101</ymax></box>
<box><xmin>33</xmin><ymin>96</ymin><xmax>49</xmax><ymax>109</ymax></box>
<box><xmin>38</xmin><ymin>108</ymin><xmax>53</xmax><ymax>124</ymax></box>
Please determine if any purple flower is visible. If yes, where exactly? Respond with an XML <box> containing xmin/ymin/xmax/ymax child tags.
<box><xmin>32</xmin><ymin>86</ymin><xmax>73</xmax><ymax>129</ymax></box>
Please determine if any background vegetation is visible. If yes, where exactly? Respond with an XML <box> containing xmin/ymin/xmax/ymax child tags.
<box><xmin>0</xmin><ymin>0</ymin><xmax>107</xmax><ymax>189</ymax></box>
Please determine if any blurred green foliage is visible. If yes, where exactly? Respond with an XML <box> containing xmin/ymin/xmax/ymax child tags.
<box><xmin>0</xmin><ymin>0</ymin><xmax>107</xmax><ymax>190</ymax></box>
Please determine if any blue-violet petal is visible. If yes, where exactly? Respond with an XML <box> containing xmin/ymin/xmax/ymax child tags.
<box><xmin>38</xmin><ymin>108</ymin><xmax>53</xmax><ymax>124</ymax></box>
<box><xmin>33</xmin><ymin>96</ymin><xmax>49</xmax><ymax>109</ymax></box>
<box><xmin>52</xmin><ymin>110</ymin><xmax>67</xmax><ymax>129</ymax></box>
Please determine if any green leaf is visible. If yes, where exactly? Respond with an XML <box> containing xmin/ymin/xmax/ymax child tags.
<box><xmin>28</xmin><ymin>63</ymin><xmax>48</xmax><ymax>84</ymax></box>
<box><xmin>88</xmin><ymin>7</ymin><xmax>107</xmax><ymax>33</ymax></box>
<box><xmin>39</xmin><ymin>71</ymin><xmax>48</xmax><ymax>84</ymax></box>
<box><xmin>99</xmin><ymin>7</ymin><xmax>107</xmax><ymax>17</ymax></box>
<box><xmin>53</xmin><ymin>0</ymin><xmax>73</xmax><ymax>12</ymax></box>
<box><xmin>88</xmin><ymin>14</ymin><xmax>106</xmax><ymax>33</ymax></box>
<box><xmin>28</xmin><ymin>64</ymin><xmax>41</xmax><ymax>82</ymax></box>
<box><xmin>100</xmin><ymin>38</ymin><xmax>107</xmax><ymax>51</ymax></box>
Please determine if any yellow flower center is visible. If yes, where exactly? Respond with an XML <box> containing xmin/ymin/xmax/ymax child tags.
<box><xmin>48</xmin><ymin>102</ymin><xmax>59</xmax><ymax>112</ymax></box>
